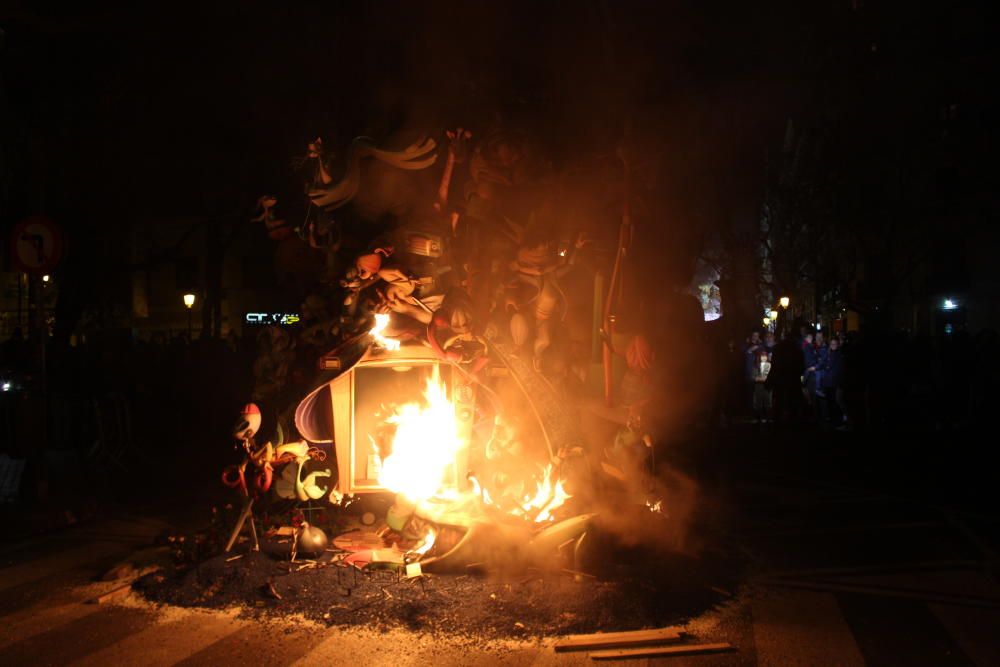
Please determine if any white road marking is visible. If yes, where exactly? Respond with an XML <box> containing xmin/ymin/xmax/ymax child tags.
<box><xmin>68</xmin><ymin>608</ymin><xmax>246</xmax><ymax>667</ymax></box>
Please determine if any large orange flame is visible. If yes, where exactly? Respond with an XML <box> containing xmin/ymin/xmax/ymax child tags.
<box><xmin>375</xmin><ymin>366</ymin><xmax>570</xmax><ymax>525</ymax></box>
<box><xmin>376</xmin><ymin>367</ymin><xmax>464</xmax><ymax>503</ymax></box>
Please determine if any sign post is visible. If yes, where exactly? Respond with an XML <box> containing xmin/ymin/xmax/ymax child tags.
<box><xmin>10</xmin><ymin>216</ymin><xmax>64</xmax><ymax>275</ymax></box>
<box><xmin>9</xmin><ymin>217</ymin><xmax>64</xmax><ymax>466</ymax></box>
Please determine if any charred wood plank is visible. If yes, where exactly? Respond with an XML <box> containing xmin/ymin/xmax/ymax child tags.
<box><xmin>589</xmin><ymin>642</ymin><xmax>734</xmax><ymax>660</ymax></box>
<box><xmin>554</xmin><ymin>627</ymin><xmax>686</xmax><ymax>652</ymax></box>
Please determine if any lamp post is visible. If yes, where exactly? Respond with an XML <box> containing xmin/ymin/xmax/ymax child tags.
<box><xmin>778</xmin><ymin>296</ymin><xmax>790</xmax><ymax>337</ymax></box>
<box><xmin>184</xmin><ymin>293</ymin><xmax>196</xmax><ymax>339</ymax></box>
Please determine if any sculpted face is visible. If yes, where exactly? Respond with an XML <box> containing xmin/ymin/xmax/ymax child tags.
<box><xmin>356</xmin><ymin>253</ymin><xmax>383</xmax><ymax>280</ymax></box>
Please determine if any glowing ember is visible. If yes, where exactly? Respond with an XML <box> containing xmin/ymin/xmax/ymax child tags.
<box><xmin>647</xmin><ymin>499</ymin><xmax>663</xmax><ymax>513</ymax></box>
<box><xmin>376</xmin><ymin>367</ymin><xmax>464</xmax><ymax>503</ymax></box>
<box><xmin>369</xmin><ymin>313</ymin><xmax>400</xmax><ymax>351</ymax></box>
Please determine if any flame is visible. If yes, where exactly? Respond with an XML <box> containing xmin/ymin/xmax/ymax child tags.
<box><xmin>370</xmin><ymin>313</ymin><xmax>400</xmax><ymax>351</ymax></box>
<box><xmin>408</xmin><ymin>526</ymin><xmax>437</xmax><ymax>557</ymax></box>
<box><xmin>511</xmin><ymin>464</ymin><xmax>571</xmax><ymax>523</ymax></box>
<box><xmin>376</xmin><ymin>367</ymin><xmax>464</xmax><ymax>503</ymax></box>
<box><xmin>647</xmin><ymin>499</ymin><xmax>663</xmax><ymax>513</ymax></box>
<box><xmin>372</xmin><ymin>366</ymin><xmax>571</xmax><ymax>526</ymax></box>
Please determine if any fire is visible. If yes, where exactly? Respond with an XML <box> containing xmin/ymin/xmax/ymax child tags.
<box><xmin>373</xmin><ymin>365</ymin><xmax>571</xmax><ymax>526</ymax></box>
<box><xmin>369</xmin><ymin>313</ymin><xmax>400</xmax><ymax>351</ymax></box>
<box><xmin>408</xmin><ymin>526</ymin><xmax>437</xmax><ymax>557</ymax></box>
<box><xmin>376</xmin><ymin>367</ymin><xmax>464</xmax><ymax>503</ymax></box>
<box><xmin>513</xmin><ymin>464</ymin><xmax>571</xmax><ymax>522</ymax></box>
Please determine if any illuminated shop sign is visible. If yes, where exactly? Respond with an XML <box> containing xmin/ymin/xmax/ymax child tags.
<box><xmin>245</xmin><ymin>312</ymin><xmax>300</xmax><ymax>325</ymax></box>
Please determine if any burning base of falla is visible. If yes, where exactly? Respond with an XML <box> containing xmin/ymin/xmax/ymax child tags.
<box><xmin>362</xmin><ymin>363</ymin><xmax>586</xmax><ymax>573</ymax></box>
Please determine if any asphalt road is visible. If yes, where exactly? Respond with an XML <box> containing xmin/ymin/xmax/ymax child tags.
<box><xmin>2</xmin><ymin>425</ymin><xmax>998</xmax><ymax>665</ymax></box>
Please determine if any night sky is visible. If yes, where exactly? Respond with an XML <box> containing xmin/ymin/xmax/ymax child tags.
<box><xmin>1</xmin><ymin>1</ymin><xmax>997</xmax><ymax>328</ymax></box>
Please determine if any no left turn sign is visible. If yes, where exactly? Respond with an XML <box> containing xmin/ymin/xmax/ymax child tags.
<box><xmin>10</xmin><ymin>216</ymin><xmax>64</xmax><ymax>274</ymax></box>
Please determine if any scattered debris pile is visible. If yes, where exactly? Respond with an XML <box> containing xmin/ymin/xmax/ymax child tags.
<box><xmin>135</xmin><ymin>518</ymin><xmax>742</xmax><ymax>639</ymax></box>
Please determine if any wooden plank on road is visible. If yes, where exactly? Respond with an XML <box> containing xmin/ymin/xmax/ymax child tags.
<box><xmin>589</xmin><ymin>642</ymin><xmax>734</xmax><ymax>660</ymax></box>
<box><xmin>554</xmin><ymin>627</ymin><xmax>685</xmax><ymax>652</ymax></box>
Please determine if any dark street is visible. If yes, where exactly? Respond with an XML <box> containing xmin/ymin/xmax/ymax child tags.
<box><xmin>1</xmin><ymin>423</ymin><xmax>998</xmax><ymax>665</ymax></box>
<box><xmin>2</xmin><ymin>1</ymin><xmax>999</xmax><ymax>664</ymax></box>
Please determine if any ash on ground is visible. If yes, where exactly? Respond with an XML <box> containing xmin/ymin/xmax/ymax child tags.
<box><xmin>134</xmin><ymin>525</ymin><xmax>742</xmax><ymax>639</ymax></box>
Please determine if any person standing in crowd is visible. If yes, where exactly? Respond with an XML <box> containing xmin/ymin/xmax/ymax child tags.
<box><xmin>814</xmin><ymin>331</ymin><xmax>828</xmax><ymax>398</ymax></box>
<box><xmin>801</xmin><ymin>331</ymin><xmax>817</xmax><ymax>407</ymax></box>
<box><xmin>752</xmin><ymin>344</ymin><xmax>773</xmax><ymax>423</ymax></box>
<box><xmin>767</xmin><ymin>332</ymin><xmax>805</xmax><ymax>423</ymax></box>
<box><xmin>822</xmin><ymin>336</ymin><xmax>850</xmax><ymax>429</ymax></box>
<box><xmin>764</xmin><ymin>331</ymin><xmax>776</xmax><ymax>356</ymax></box>
<box><xmin>744</xmin><ymin>330</ymin><xmax>764</xmax><ymax>416</ymax></box>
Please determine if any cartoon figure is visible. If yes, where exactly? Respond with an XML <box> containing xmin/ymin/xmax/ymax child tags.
<box><xmin>427</xmin><ymin>289</ymin><xmax>488</xmax><ymax>373</ymax></box>
<box><xmin>308</xmin><ymin>136</ymin><xmax>438</xmax><ymax>211</ymax></box>
<box><xmin>252</xmin><ymin>196</ymin><xmax>293</xmax><ymax>241</ymax></box>
<box><xmin>619</xmin><ymin>334</ymin><xmax>655</xmax><ymax>412</ymax></box>
<box><xmin>480</xmin><ymin>414</ymin><xmax>527</xmax><ymax>510</ymax></box>
<box><xmin>342</xmin><ymin>247</ymin><xmax>443</xmax><ymax>330</ymax></box>
<box><xmin>436</xmin><ymin>127</ymin><xmax>473</xmax><ymax>235</ymax></box>
<box><xmin>221</xmin><ymin>402</ymin><xmax>330</xmax><ymax>552</ymax></box>
<box><xmin>505</xmin><ymin>232</ymin><xmax>587</xmax><ymax>367</ymax></box>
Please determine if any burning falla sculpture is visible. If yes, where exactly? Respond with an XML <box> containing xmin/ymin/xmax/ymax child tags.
<box><xmin>367</xmin><ymin>364</ymin><xmax>581</xmax><ymax>565</ymax></box>
<box><xmin>223</xmin><ymin>325</ymin><xmax>591</xmax><ymax>573</ymax></box>
<box><xmin>224</xmin><ymin>126</ymin><xmax>659</xmax><ymax>574</ymax></box>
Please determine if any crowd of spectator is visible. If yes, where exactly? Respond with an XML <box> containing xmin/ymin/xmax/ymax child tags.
<box><xmin>733</xmin><ymin>323</ymin><xmax>1000</xmax><ymax>433</ymax></box>
<box><xmin>742</xmin><ymin>327</ymin><xmax>849</xmax><ymax>429</ymax></box>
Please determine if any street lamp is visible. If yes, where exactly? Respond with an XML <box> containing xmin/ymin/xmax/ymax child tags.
<box><xmin>777</xmin><ymin>297</ymin><xmax>790</xmax><ymax>338</ymax></box>
<box><xmin>769</xmin><ymin>309</ymin><xmax>779</xmax><ymax>321</ymax></box>
<box><xmin>763</xmin><ymin>316</ymin><xmax>771</xmax><ymax>327</ymax></box>
<box><xmin>183</xmin><ymin>293</ymin><xmax>196</xmax><ymax>338</ymax></box>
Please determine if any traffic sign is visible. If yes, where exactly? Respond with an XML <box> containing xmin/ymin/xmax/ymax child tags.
<box><xmin>10</xmin><ymin>216</ymin><xmax>64</xmax><ymax>274</ymax></box>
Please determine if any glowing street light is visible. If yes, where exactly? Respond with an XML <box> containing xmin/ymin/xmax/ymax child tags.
<box><xmin>769</xmin><ymin>309</ymin><xmax>779</xmax><ymax>321</ymax></box>
<box><xmin>183</xmin><ymin>293</ymin><xmax>196</xmax><ymax>338</ymax></box>
<box><xmin>779</xmin><ymin>296</ymin><xmax>790</xmax><ymax>309</ymax></box>
<box><xmin>763</xmin><ymin>317</ymin><xmax>771</xmax><ymax>327</ymax></box>
<box><xmin>42</xmin><ymin>274</ymin><xmax>51</xmax><ymax>283</ymax></box>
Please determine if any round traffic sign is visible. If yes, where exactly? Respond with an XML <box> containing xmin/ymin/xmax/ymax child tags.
<box><xmin>10</xmin><ymin>216</ymin><xmax>64</xmax><ymax>274</ymax></box>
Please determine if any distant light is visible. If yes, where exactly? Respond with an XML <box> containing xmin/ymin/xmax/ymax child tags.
<box><xmin>943</xmin><ymin>299</ymin><xmax>957</xmax><ymax>310</ymax></box>
<box><xmin>42</xmin><ymin>275</ymin><xmax>51</xmax><ymax>283</ymax></box>
<box><xmin>944</xmin><ymin>323</ymin><xmax>954</xmax><ymax>335</ymax></box>
<box><xmin>183</xmin><ymin>293</ymin><xmax>196</xmax><ymax>308</ymax></box>
<box><xmin>769</xmin><ymin>310</ymin><xmax>778</xmax><ymax>320</ymax></box>
<box><xmin>1</xmin><ymin>382</ymin><xmax>10</xmax><ymax>392</ymax></box>
<box><xmin>763</xmin><ymin>317</ymin><xmax>771</xmax><ymax>326</ymax></box>
<box><xmin>779</xmin><ymin>297</ymin><xmax>790</xmax><ymax>309</ymax></box>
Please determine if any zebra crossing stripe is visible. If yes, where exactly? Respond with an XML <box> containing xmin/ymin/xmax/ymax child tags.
<box><xmin>0</xmin><ymin>601</ymin><xmax>101</xmax><ymax>650</ymax></box>
<box><xmin>0</xmin><ymin>542</ymin><xmax>132</xmax><ymax>593</ymax></box>
<box><xmin>68</xmin><ymin>609</ymin><xmax>246</xmax><ymax>667</ymax></box>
